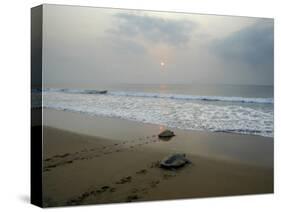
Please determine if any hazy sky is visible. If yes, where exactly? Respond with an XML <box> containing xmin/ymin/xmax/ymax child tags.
<box><xmin>42</xmin><ymin>4</ymin><xmax>274</xmax><ymax>87</ymax></box>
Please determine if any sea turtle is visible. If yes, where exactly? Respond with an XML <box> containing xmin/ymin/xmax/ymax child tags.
<box><xmin>160</xmin><ymin>153</ymin><xmax>191</xmax><ymax>169</ymax></box>
<box><xmin>158</xmin><ymin>129</ymin><xmax>175</xmax><ymax>138</ymax></box>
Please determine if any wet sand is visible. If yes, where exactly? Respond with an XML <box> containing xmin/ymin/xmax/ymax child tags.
<box><xmin>41</xmin><ymin>109</ymin><xmax>273</xmax><ymax>207</ymax></box>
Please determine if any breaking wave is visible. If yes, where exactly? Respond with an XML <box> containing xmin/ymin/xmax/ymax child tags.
<box><xmin>37</xmin><ymin>88</ymin><xmax>274</xmax><ymax>104</ymax></box>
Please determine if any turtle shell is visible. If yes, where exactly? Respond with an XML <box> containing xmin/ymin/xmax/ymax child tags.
<box><xmin>158</xmin><ymin>130</ymin><xmax>175</xmax><ymax>138</ymax></box>
<box><xmin>160</xmin><ymin>153</ymin><xmax>190</xmax><ymax>168</ymax></box>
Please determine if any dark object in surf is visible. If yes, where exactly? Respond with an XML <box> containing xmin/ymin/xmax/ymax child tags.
<box><xmin>160</xmin><ymin>153</ymin><xmax>191</xmax><ymax>169</ymax></box>
<box><xmin>85</xmin><ymin>90</ymin><xmax>107</xmax><ymax>94</ymax></box>
<box><xmin>81</xmin><ymin>90</ymin><xmax>107</xmax><ymax>94</ymax></box>
<box><xmin>97</xmin><ymin>90</ymin><xmax>107</xmax><ymax>94</ymax></box>
<box><xmin>158</xmin><ymin>129</ymin><xmax>175</xmax><ymax>138</ymax></box>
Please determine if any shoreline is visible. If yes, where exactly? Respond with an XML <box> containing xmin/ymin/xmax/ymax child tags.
<box><xmin>43</xmin><ymin>109</ymin><xmax>273</xmax><ymax>167</ymax></box>
<box><xmin>41</xmin><ymin>106</ymin><xmax>273</xmax><ymax>138</ymax></box>
<box><xmin>41</xmin><ymin>109</ymin><xmax>273</xmax><ymax>207</ymax></box>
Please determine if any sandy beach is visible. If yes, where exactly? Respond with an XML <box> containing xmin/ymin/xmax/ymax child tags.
<box><xmin>30</xmin><ymin>5</ymin><xmax>274</xmax><ymax>209</ymax></box>
<box><xmin>39</xmin><ymin>109</ymin><xmax>273</xmax><ymax>207</ymax></box>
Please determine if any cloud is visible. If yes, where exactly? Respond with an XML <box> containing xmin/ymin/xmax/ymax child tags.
<box><xmin>109</xmin><ymin>37</ymin><xmax>146</xmax><ymax>54</ymax></box>
<box><xmin>109</xmin><ymin>13</ymin><xmax>196</xmax><ymax>46</ymax></box>
<box><xmin>212</xmin><ymin>20</ymin><xmax>273</xmax><ymax>68</ymax></box>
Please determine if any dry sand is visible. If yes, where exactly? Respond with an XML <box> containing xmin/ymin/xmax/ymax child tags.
<box><xmin>41</xmin><ymin>109</ymin><xmax>273</xmax><ymax>207</ymax></box>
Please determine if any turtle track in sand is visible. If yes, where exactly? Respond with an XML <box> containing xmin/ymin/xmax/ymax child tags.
<box><xmin>43</xmin><ymin>134</ymin><xmax>165</xmax><ymax>172</ymax></box>
<box><xmin>64</xmin><ymin>159</ymin><xmax>192</xmax><ymax>206</ymax></box>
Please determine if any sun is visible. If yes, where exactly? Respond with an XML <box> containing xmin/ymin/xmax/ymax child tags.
<box><xmin>160</xmin><ymin>61</ymin><xmax>165</xmax><ymax>67</ymax></box>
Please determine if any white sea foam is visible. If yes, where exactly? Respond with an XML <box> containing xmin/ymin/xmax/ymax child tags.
<box><xmin>41</xmin><ymin>90</ymin><xmax>274</xmax><ymax>137</ymax></box>
<box><xmin>108</xmin><ymin>91</ymin><xmax>273</xmax><ymax>104</ymax></box>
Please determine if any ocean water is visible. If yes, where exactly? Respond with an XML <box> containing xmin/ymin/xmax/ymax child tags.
<box><xmin>37</xmin><ymin>84</ymin><xmax>273</xmax><ymax>137</ymax></box>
